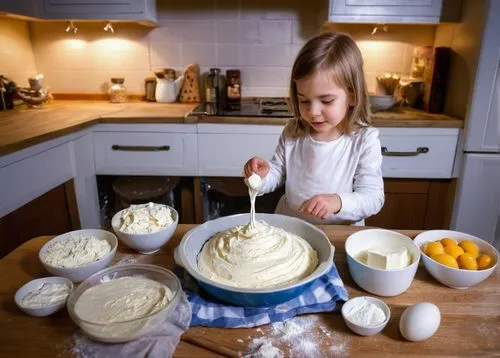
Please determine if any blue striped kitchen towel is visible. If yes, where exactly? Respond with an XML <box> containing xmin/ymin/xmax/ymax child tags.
<box><xmin>174</xmin><ymin>264</ymin><xmax>348</xmax><ymax>328</ymax></box>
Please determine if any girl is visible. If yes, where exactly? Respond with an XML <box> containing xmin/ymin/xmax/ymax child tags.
<box><xmin>244</xmin><ymin>32</ymin><xmax>384</xmax><ymax>225</ymax></box>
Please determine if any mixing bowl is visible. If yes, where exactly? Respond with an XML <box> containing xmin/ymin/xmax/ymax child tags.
<box><xmin>174</xmin><ymin>213</ymin><xmax>334</xmax><ymax>306</ymax></box>
<box><xmin>345</xmin><ymin>228</ymin><xmax>420</xmax><ymax>297</ymax></box>
<box><xmin>39</xmin><ymin>229</ymin><xmax>117</xmax><ymax>283</ymax></box>
<box><xmin>414</xmin><ymin>230</ymin><xmax>498</xmax><ymax>289</ymax></box>
<box><xmin>67</xmin><ymin>264</ymin><xmax>181</xmax><ymax>343</ymax></box>
<box><xmin>111</xmin><ymin>204</ymin><xmax>179</xmax><ymax>254</ymax></box>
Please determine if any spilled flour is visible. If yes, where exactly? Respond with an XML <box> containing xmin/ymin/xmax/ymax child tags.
<box><xmin>243</xmin><ymin>315</ymin><xmax>350</xmax><ymax>357</ymax></box>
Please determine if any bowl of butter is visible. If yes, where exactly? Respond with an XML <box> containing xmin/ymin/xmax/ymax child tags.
<box><xmin>345</xmin><ymin>229</ymin><xmax>420</xmax><ymax>296</ymax></box>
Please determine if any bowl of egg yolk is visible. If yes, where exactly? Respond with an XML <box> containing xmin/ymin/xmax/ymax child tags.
<box><xmin>414</xmin><ymin>230</ymin><xmax>498</xmax><ymax>289</ymax></box>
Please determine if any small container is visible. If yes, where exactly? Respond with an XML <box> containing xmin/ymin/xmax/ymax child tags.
<box><xmin>341</xmin><ymin>296</ymin><xmax>391</xmax><ymax>336</ymax></box>
<box><xmin>109</xmin><ymin>77</ymin><xmax>127</xmax><ymax>103</ymax></box>
<box><xmin>15</xmin><ymin>276</ymin><xmax>73</xmax><ymax>317</ymax></box>
<box><xmin>226</xmin><ymin>69</ymin><xmax>241</xmax><ymax>110</ymax></box>
<box><xmin>145</xmin><ymin>77</ymin><xmax>156</xmax><ymax>102</ymax></box>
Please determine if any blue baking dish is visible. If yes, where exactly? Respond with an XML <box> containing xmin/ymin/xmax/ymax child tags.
<box><xmin>174</xmin><ymin>213</ymin><xmax>334</xmax><ymax>306</ymax></box>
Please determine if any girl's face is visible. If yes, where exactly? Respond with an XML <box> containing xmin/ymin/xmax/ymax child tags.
<box><xmin>296</xmin><ymin>70</ymin><xmax>352</xmax><ymax>141</ymax></box>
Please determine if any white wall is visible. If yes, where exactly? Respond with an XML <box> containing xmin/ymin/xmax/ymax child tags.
<box><xmin>0</xmin><ymin>18</ymin><xmax>37</xmax><ymax>87</ymax></box>
<box><xmin>3</xmin><ymin>0</ymin><xmax>437</xmax><ymax>97</ymax></box>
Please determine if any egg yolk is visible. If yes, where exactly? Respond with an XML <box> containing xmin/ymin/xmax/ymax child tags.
<box><xmin>443</xmin><ymin>244</ymin><xmax>464</xmax><ymax>259</ymax></box>
<box><xmin>440</xmin><ymin>238</ymin><xmax>458</xmax><ymax>247</ymax></box>
<box><xmin>424</xmin><ymin>242</ymin><xmax>445</xmax><ymax>257</ymax></box>
<box><xmin>431</xmin><ymin>253</ymin><xmax>459</xmax><ymax>269</ymax></box>
<box><xmin>459</xmin><ymin>240</ymin><xmax>479</xmax><ymax>258</ymax></box>
<box><xmin>458</xmin><ymin>252</ymin><xmax>478</xmax><ymax>270</ymax></box>
<box><xmin>477</xmin><ymin>254</ymin><xmax>492</xmax><ymax>270</ymax></box>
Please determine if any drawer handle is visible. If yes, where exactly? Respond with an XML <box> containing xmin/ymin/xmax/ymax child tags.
<box><xmin>381</xmin><ymin>146</ymin><xmax>429</xmax><ymax>157</ymax></box>
<box><xmin>111</xmin><ymin>145</ymin><xmax>170</xmax><ymax>152</ymax></box>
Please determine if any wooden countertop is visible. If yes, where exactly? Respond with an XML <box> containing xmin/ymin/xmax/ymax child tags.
<box><xmin>0</xmin><ymin>224</ymin><xmax>498</xmax><ymax>357</ymax></box>
<box><xmin>0</xmin><ymin>100</ymin><xmax>463</xmax><ymax>156</ymax></box>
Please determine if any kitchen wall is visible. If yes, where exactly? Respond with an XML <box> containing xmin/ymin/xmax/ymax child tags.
<box><xmin>0</xmin><ymin>18</ymin><xmax>37</xmax><ymax>87</ymax></box>
<box><xmin>7</xmin><ymin>0</ymin><xmax>436</xmax><ymax>97</ymax></box>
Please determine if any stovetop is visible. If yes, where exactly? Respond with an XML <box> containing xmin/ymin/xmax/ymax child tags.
<box><xmin>194</xmin><ymin>97</ymin><xmax>294</xmax><ymax>118</ymax></box>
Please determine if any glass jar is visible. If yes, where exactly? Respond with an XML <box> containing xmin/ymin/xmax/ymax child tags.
<box><xmin>109</xmin><ymin>78</ymin><xmax>127</xmax><ymax>103</ymax></box>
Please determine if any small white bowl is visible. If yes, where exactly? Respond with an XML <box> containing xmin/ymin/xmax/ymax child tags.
<box><xmin>345</xmin><ymin>229</ymin><xmax>421</xmax><ymax>296</ymax></box>
<box><xmin>39</xmin><ymin>229</ymin><xmax>118</xmax><ymax>283</ymax></box>
<box><xmin>111</xmin><ymin>205</ymin><xmax>179</xmax><ymax>254</ymax></box>
<box><xmin>15</xmin><ymin>276</ymin><xmax>73</xmax><ymax>317</ymax></box>
<box><xmin>414</xmin><ymin>230</ymin><xmax>498</xmax><ymax>289</ymax></box>
<box><xmin>369</xmin><ymin>95</ymin><xmax>396</xmax><ymax>111</ymax></box>
<box><xmin>341</xmin><ymin>296</ymin><xmax>391</xmax><ymax>336</ymax></box>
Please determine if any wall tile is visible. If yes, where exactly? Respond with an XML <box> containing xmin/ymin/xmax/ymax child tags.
<box><xmin>259</xmin><ymin>21</ymin><xmax>292</xmax><ymax>44</ymax></box>
<box><xmin>181</xmin><ymin>43</ymin><xmax>216</xmax><ymax>67</ymax></box>
<box><xmin>216</xmin><ymin>44</ymin><xmax>240</xmax><ymax>67</ymax></box>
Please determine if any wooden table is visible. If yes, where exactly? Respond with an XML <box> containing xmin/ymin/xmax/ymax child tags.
<box><xmin>0</xmin><ymin>225</ymin><xmax>498</xmax><ymax>357</ymax></box>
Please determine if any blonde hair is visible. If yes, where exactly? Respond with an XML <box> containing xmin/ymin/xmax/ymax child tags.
<box><xmin>285</xmin><ymin>31</ymin><xmax>371</xmax><ymax>138</ymax></box>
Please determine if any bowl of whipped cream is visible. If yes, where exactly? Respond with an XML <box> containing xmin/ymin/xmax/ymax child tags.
<box><xmin>175</xmin><ymin>213</ymin><xmax>334</xmax><ymax>306</ymax></box>
<box><xmin>67</xmin><ymin>264</ymin><xmax>181</xmax><ymax>343</ymax></box>
<box><xmin>39</xmin><ymin>229</ymin><xmax>118</xmax><ymax>283</ymax></box>
<box><xmin>111</xmin><ymin>202</ymin><xmax>179</xmax><ymax>254</ymax></box>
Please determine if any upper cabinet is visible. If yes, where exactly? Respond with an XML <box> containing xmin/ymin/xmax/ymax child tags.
<box><xmin>328</xmin><ymin>0</ymin><xmax>462</xmax><ymax>24</ymax></box>
<box><xmin>0</xmin><ymin>0</ymin><xmax>157</xmax><ymax>26</ymax></box>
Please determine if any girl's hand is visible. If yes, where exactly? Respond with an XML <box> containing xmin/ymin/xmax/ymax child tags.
<box><xmin>299</xmin><ymin>194</ymin><xmax>342</xmax><ymax>219</ymax></box>
<box><xmin>244</xmin><ymin>156</ymin><xmax>270</xmax><ymax>178</ymax></box>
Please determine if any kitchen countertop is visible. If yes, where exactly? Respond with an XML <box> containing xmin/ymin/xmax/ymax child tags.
<box><xmin>0</xmin><ymin>224</ymin><xmax>498</xmax><ymax>357</ymax></box>
<box><xmin>0</xmin><ymin>100</ymin><xmax>463</xmax><ymax>156</ymax></box>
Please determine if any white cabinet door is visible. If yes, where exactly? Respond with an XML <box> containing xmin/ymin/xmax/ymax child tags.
<box><xmin>463</xmin><ymin>0</ymin><xmax>500</xmax><ymax>153</ymax></box>
<box><xmin>451</xmin><ymin>153</ymin><xmax>500</xmax><ymax>248</ymax></box>
<box><xmin>328</xmin><ymin>0</ymin><xmax>460</xmax><ymax>23</ymax></box>
<box><xmin>42</xmin><ymin>0</ymin><xmax>157</xmax><ymax>25</ymax></box>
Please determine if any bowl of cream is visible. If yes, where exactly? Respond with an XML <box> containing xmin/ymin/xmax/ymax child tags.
<box><xmin>174</xmin><ymin>213</ymin><xmax>334</xmax><ymax>306</ymax></box>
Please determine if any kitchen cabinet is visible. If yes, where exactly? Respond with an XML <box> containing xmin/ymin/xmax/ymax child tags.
<box><xmin>93</xmin><ymin>124</ymin><xmax>198</xmax><ymax>176</ymax></box>
<box><xmin>0</xmin><ymin>0</ymin><xmax>157</xmax><ymax>26</ymax></box>
<box><xmin>365</xmin><ymin>178</ymin><xmax>456</xmax><ymax>230</ymax></box>
<box><xmin>0</xmin><ymin>181</ymin><xmax>80</xmax><ymax>258</ymax></box>
<box><xmin>42</xmin><ymin>0</ymin><xmax>157</xmax><ymax>25</ymax></box>
<box><xmin>328</xmin><ymin>0</ymin><xmax>461</xmax><ymax>23</ymax></box>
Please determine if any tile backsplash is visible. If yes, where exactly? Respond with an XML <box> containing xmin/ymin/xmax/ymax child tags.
<box><xmin>2</xmin><ymin>0</ymin><xmax>436</xmax><ymax>97</ymax></box>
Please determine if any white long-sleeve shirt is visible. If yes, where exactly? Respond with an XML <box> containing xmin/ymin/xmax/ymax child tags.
<box><xmin>258</xmin><ymin>126</ymin><xmax>384</xmax><ymax>225</ymax></box>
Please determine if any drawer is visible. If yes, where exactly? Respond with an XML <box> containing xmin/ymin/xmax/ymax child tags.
<box><xmin>379</xmin><ymin>128</ymin><xmax>460</xmax><ymax>178</ymax></box>
<box><xmin>198</xmin><ymin>133</ymin><xmax>280</xmax><ymax>176</ymax></box>
<box><xmin>93</xmin><ymin>131</ymin><xmax>198</xmax><ymax>175</ymax></box>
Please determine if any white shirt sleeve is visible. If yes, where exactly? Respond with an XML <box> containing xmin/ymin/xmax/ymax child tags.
<box><xmin>258</xmin><ymin>133</ymin><xmax>287</xmax><ymax>195</ymax></box>
<box><xmin>336</xmin><ymin>128</ymin><xmax>385</xmax><ymax>222</ymax></box>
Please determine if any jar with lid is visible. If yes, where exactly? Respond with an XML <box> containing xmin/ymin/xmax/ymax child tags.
<box><xmin>108</xmin><ymin>78</ymin><xmax>127</xmax><ymax>103</ymax></box>
<box><xmin>226</xmin><ymin>69</ymin><xmax>241</xmax><ymax>110</ymax></box>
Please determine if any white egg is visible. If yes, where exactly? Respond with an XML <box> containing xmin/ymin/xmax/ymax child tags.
<box><xmin>399</xmin><ymin>302</ymin><xmax>441</xmax><ymax>342</ymax></box>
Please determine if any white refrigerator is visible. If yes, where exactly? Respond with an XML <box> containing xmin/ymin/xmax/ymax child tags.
<box><xmin>451</xmin><ymin>0</ymin><xmax>500</xmax><ymax>250</ymax></box>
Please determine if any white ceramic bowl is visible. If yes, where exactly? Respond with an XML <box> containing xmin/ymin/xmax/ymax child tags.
<box><xmin>369</xmin><ymin>95</ymin><xmax>396</xmax><ymax>111</ymax></box>
<box><xmin>67</xmin><ymin>264</ymin><xmax>181</xmax><ymax>343</ymax></box>
<box><xmin>15</xmin><ymin>276</ymin><xmax>73</xmax><ymax>317</ymax></box>
<box><xmin>341</xmin><ymin>296</ymin><xmax>391</xmax><ymax>336</ymax></box>
<box><xmin>39</xmin><ymin>229</ymin><xmax>117</xmax><ymax>283</ymax></box>
<box><xmin>414</xmin><ymin>230</ymin><xmax>498</xmax><ymax>289</ymax></box>
<box><xmin>345</xmin><ymin>229</ymin><xmax>421</xmax><ymax>297</ymax></box>
<box><xmin>111</xmin><ymin>205</ymin><xmax>179</xmax><ymax>254</ymax></box>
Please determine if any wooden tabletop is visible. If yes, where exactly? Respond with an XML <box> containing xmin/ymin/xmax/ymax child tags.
<box><xmin>0</xmin><ymin>101</ymin><xmax>462</xmax><ymax>156</ymax></box>
<box><xmin>0</xmin><ymin>224</ymin><xmax>498</xmax><ymax>357</ymax></box>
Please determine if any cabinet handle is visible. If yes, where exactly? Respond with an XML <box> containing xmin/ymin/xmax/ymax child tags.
<box><xmin>381</xmin><ymin>147</ymin><xmax>429</xmax><ymax>157</ymax></box>
<box><xmin>111</xmin><ymin>145</ymin><xmax>170</xmax><ymax>152</ymax></box>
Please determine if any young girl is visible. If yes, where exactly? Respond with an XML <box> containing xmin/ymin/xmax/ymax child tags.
<box><xmin>244</xmin><ymin>32</ymin><xmax>384</xmax><ymax>225</ymax></box>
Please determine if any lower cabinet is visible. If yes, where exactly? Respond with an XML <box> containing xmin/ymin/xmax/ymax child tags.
<box><xmin>366</xmin><ymin>178</ymin><xmax>457</xmax><ymax>230</ymax></box>
<box><xmin>0</xmin><ymin>181</ymin><xmax>80</xmax><ymax>258</ymax></box>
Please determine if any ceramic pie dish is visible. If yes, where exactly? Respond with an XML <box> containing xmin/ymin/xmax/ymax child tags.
<box><xmin>174</xmin><ymin>213</ymin><xmax>334</xmax><ymax>307</ymax></box>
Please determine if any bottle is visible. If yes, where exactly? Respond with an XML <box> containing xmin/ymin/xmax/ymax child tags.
<box><xmin>226</xmin><ymin>69</ymin><xmax>241</xmax><ymax>110</ymax></box>
<box><xmin>108</xmin><ymin>78</ymin><xmax>127</xmax><ymax>103</ymax></box>
<box><xmin>144</xmin><ymin>77</ymin><xmax>156</xmax><ymax>102</ymax></box>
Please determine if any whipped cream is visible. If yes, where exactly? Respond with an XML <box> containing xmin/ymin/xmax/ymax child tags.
<box><xmin>116</xmin><ymin>202</ymin><xmax>174</xmax><ymax>234</ymax></box>
<box><xmin>197</xmin><ymin>220</ymin><xmax>318</xmax><ymax>289</ymax></box>
<box><xmin>42</xmin><ymin>235</ymin><xmax>111</xmax><ymax>268</ymax></box>
<box><xmin>21</xmin><ymin>282</ymin><xmax>71</xmax><ymax>308</ymax></box>
<box><xmin>245</xmin><ymin>173</ymin><xmax>263</xmax><ymax>228</ymax></box>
